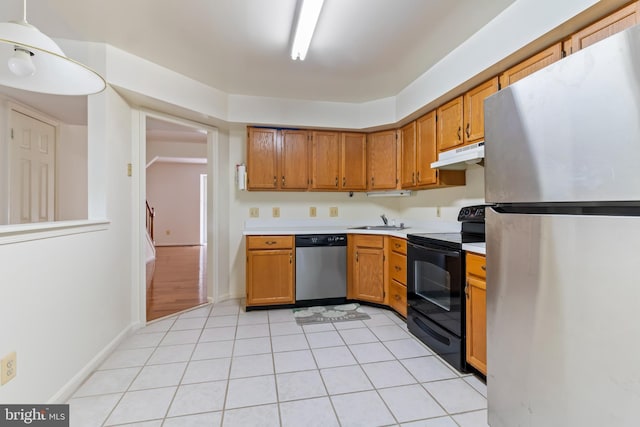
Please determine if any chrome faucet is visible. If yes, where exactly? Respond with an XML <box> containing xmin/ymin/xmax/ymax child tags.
<box><xmin>380</xmin><ymin>213</ymin><xmax>388</xmax><ymax>225</ymax></box>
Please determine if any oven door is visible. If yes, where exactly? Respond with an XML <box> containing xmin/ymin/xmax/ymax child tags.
<box><xmin>407</xmin><ymin>241</ymin><xmax>463</xmax><ymax>336</ymax></box>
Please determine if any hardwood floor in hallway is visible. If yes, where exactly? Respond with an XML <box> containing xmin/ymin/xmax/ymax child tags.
<box><xmin>147</xmin><ymin>245</ymin><xmax>208</xmax><ymax>321</ymax></box>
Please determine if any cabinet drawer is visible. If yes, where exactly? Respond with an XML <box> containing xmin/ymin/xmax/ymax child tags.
<box><xmin>247</xmin><ymin>235</ymin><xmax>293</xmax><ymax>250</ymax></box>
<box><xmin>352</xmin><ymin>234</ymin><xmax>384</xmax><ymax>248</ymax></box>
<box><xmin>389</xmin><ymin>251</ymin><xmax>407</xmax><ymax>284</ymax></box>
<box><xmin>389</xmin><ymin>280</ymin><xmax>407</xmax><ymax>317</ymax></box>
<box><xmin>389</xmin><ymin>237</ymin><xmax>407</xmax><ymax>255</ymax></box>
<box><xmin>466</xmin><ymin>252</ymin><xmax>486</xmax><ymax>279</ymax></box>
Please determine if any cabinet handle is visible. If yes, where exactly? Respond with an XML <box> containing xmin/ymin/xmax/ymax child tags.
<box><xmin>481</xmin><ymin>265</ymin><xmax>486</xmax><ymax>271</ymax></box>
<box><xmin>265</xmin><ymin>241</ymin><xmax>277</xmax><ymax>245</ymax></box>
<box><xmin>335</xmin><ymin>176</ymin><xmax>338</xmax><ymax>187</ymax></box>
<box><xmin>394</xmin><ymin>294</ymin><xmax>401</xmax><ymax>301</ymax></box>
<box><xmin>466</xmin><ymin>123</ymin><xmax>470</xmax><ymax>138</ymax></box>
<box><xmin>343</xmin><ymin>177</ymin><xmax>346</xmax><ymax>187</ymax></box>
<box><xmin>371</xmin><ymin>176</ymin><xmax>375</xmax><ymax>187</ymax></box>
<box><xmin>412</xmin><ymin>172</ymin><xmax>415</xmax><ymax>184</ymax></box>
<box><xmin>356</xmin><ymin>252</ymin><xmax>359</xmax><ymax>262</ymax></box>
<box><xmin>273</xmin><ymin>176</ymin><xmax>277</xmax><ymax>186</ymax></box>
<box><xmin>289</xmin><ymin>253</ymin><xmax>292</xmax><ymax>264</ymax></box>
<box><xmin>394</xmin><ymin>266</ymin><xmax>401</xmax><ymax>271</ymax></box>
<box><xmin>457</xmin><ymin>126</ymin><xmax>462</xmax><ymax>141</ymax></box>
<box><xmin>394</xmin><ymin>243</ymin><xmax>401</xmax><ymax>248</ymax></box>
<box><xmin>416</xmin><ymin>171</ymin><xmax>420</xmax><ymax>183</ymax></box>
<box><xmin>465</xmin><ymin>281</ymin><xmax>469</xmax><ymax>298</ymax></box>
<box><xmin>282</xmin><ymin>176</ymin><xmax>285</xmax><ymax>186</ymax></box>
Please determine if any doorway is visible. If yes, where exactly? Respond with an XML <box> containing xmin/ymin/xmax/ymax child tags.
<box><xmin>145</xmin><ymin>116</ymin><xmax>210</xmax><ymax>320</ymax></box>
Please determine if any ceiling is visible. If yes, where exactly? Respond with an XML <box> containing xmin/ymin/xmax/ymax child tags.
<box><xmin>0</xmin><ymin>0</ymin><xmax>516</xmax><ymax>125</ymax></box>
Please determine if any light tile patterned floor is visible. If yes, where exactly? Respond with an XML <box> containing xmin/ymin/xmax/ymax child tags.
<box><xmin>68</xmin><ymin>300</ymin><xmax>488</xmax><ymax>427</ymax></box>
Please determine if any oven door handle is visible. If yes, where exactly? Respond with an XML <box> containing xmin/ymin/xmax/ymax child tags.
<box><xmin>408</xmin><ymin>242</ymin><xmax>460</xmax><ymax>258</ymax></box>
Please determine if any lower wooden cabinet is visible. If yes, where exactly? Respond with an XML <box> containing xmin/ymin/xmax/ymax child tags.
<box><xmin>348</xmin><ymin>234</ymin><xmax>388</xmax><ymax>304</ymax></box>
<box><xmin>388</xmin><ymin>237</ymin><xmax>407</xmax><ymax>317</ymax></box>
<box><xmin>465</xmin><ymin>252</ymin><xmax>487</xmax><ymax>375</ymax></box>
<box><xmin>246</xmin><ymin>236</ymin><xmax>294</xmax><ymax>306</ymax></box>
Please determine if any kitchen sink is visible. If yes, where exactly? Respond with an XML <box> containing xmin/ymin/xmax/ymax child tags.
<box><xmin>349</xmin><ymin>225</ymin><xmax>408</xmax><ymax>230</ymax></box>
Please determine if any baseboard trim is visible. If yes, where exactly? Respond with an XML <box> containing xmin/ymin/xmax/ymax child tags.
<box><xmin>48</xmin><ymin>324</ymin><xmax>134</xmax><ymax>403</ymax></box>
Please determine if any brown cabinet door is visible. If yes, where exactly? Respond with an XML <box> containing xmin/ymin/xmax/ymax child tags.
<box><xmin>466</xmin><ymin>275</ymin><xmax>487</xmax><ymax>375</ymax></box>
<box><xmin>464</xmin><ymin>77</ymin><xmax>499</xmax><ymax>145</ymax></box>
<box><xmin>341</xmin><ymin>132</ymin><xmax>367</xmax><ymax>191</ymax></box>
<box><xmin>437</xmin><ymin>96</ymin><xmax>464</xmax><ymax>152</ymax></box>
<box><xmin>389</xmin><ymin>280</ymin><xmax>407</xmax><ymax>318</ymax></box>
<box><xmin>400</xmin><ymin>121</ymin><xmax>417</xmax><ymax>188</ymax></box>
<box><xmin>353</xmin><ymin>246</ymin><xmax>385</xmax><ymax>303</ymax></box>
<box><xmin>280</xmin><ymin>130</ymin><xmax>309</xmax><ymax>190</ymax></box>
<box><xmin>367</xmin><ymin>130</ymin><xmax>398</xmax><ymax>190</ymax></box>
<box><xmin>415</xmin><ymin>111</ymin><xmax>437</xmax><ymax>187</ymax></box>
<box><xmin>247</xmin><ymin>128</ymin><xmax>278</xmax><ymax>190</ymax></box>
<box><xmin>310</xmin><ymin>131</ymin><xmax>340</xmax><ymax>190</ymax></box>
<box><xmin>247</xmin><ymin>249</ymin><xmax>294</xmax><ymax>306</ymax></box>
<box><xmin>571</xmin><ymin>1</ymin><xmax>640</xmax><ymax>53</ymax></box>
<box><xmin>499</xmin><ymin>43</ymin><xmax>562</xmax><ymax>88</ymax></box>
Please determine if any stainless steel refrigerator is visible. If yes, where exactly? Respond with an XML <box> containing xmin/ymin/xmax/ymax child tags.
<box><xmin>484</xmin><ymin>25</ymin><xmax>640</xmax><ymax>427</ymax></box>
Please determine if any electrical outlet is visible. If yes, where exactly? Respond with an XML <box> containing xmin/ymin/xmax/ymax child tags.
<box><xmin>309</xmin><ymin>207</ymin><xmax>317</xmax><ymax>217</ymax></box>
<box><xmin>249</xmin><ymin>207</ymin><xmax>259</xmax><ymax>218</ymax></box>
<box><xmin>329</xmin><ymin>207</ymin><xmax>338</xmax><ymax>217</ymax></box>
<box><xmin>272</xmin><ymin>207</ymin><xmax>280</xmax><ymax>218</ymax></box>
<box><xmin>1</xmin><ymin>352</ymin><xmax>16</xmax><ymax>385</ymax></box>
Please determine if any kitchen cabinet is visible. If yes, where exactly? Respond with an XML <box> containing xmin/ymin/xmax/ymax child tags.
<box><xmin>465</xmin><ymin>252</ymin><xmax>487</xmax><ymax>375</ymax></box>
<box><xmin>437</xmin><ymin>96</ymin><xmax>464</xmax><ymax>152</ymax></box>
<box><xmin>246</xmin><ymin>127</ymin><xmax>309</xmax><ymax>190</ymax></box>
<box><xmin>246</xmin><ymin>235</ymin><xmax>295</xmax><ymax>306</ymax></box>
<box><xmin>367</xmin><ymin>130</ymin><xmax>398</xmax><ymax>190</ymax></box>
<box><xmin>401</xmin><ymin>110</ymin><xmax>465</xmax><ymax>189</ymax></box>
<box><xmin>499</xmin><ymin>43</ymin><xmax>563</xmax><ymax>88</ymax></box>
<box><xmin>348</xmin><ymin>234</ymin><xmax>388</xmax><ymax>304</ymax></box>
<box><xmin>571</xmin><ymin>1</ymin><xmax>640</xmax><ymax>53</ymax></box>
<box><xmin>463</xmin><ymin>77</ymin><xmax>499</xmax><ymax>145</ymax></box>
<box><xmin>310</xmin><ymin>131</ymin><xmax>367</xmax><ymax>191</ymax></box>
<box><xmin>388</xmin><ymin>237</ymin><xmax>407</xmax><ymax>317</ymax></box>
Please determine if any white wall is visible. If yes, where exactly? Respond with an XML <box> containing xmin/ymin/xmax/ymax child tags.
<box><xmin>57</xmin><ymin>124</ymin><xmax>88</xmax><ymax>220</ymax></box>
<box><xmin>0</xmin><ymin>87</ymin><xmax>135</xmax><ymax>403</ymax></box>
<box><xmin>146</xmin><ymin>139</ymin><xmax>207</xmax><ymax>163</ymax></box>
<box><xmin>147</xmin><ymin>161</ymin><xmax>207</xmax><ymax>246</ymax></box>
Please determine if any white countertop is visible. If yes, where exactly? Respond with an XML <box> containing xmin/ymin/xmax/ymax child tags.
<box><xmin>462</xmin><ymin>242</ymin><xmax>486</xmax><ymax>255</ymax></box>
<box><xmin>242</xmin><ymin>218</ymin><xmax>462</xmax><ymax>239</ymax></box>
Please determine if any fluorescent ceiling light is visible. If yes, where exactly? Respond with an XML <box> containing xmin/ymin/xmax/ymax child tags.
<box><xmin>291</xmin><ymin>0</ymin><xmax>325</xmax><ymax>61</ymax></box>
<box><xmin>0</xmin><ymin>0</ymin><xmax>105</xmax><ymax>95</ymax></box>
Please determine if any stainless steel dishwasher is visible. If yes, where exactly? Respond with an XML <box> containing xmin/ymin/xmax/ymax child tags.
<box><xmin>295</xmin><ymin>234</ymin><xmax>347</xmax><ymax>302</ymax></box>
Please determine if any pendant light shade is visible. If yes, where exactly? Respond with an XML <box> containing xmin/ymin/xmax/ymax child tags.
<box><xmin>0</xmin><ymin>13</ymin><xmax>106</xmax><ymax>95</ymax></box>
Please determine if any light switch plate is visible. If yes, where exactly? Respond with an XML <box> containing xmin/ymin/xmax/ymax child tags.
<box><xmin>249</xmin><ymin>207</ymin><xmax>259</xmax><ymax>218</ymax></box>
<box><xmin>329</xmin><ymin>207</ymin><xmax>338</xmax><ymax>217</ymax></box>
<box><xmin>272</xmin><ymin>207</ymin><xmax>280</xmax><ymax>218</ymax></box>
<box><xmin>309</xmin><ymin>207</ymin><xmax>317</xmax><ymax>217</ymax></box>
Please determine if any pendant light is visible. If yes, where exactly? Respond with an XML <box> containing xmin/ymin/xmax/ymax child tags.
<box><xmin>0</xmin><ymin>0</ymin><xmax>105</xmax><ymax>95</ymax></box>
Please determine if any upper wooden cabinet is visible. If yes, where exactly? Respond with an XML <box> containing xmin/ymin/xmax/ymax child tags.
<box><xmin>437</xmin><ymin>96</ymin><xmax>464</xmax><ymax>152</ymax></box>
<box><xmin>499</xmin><ymin>43</ymin><xmax>563</xmax><ymax>88</ymax></box>
<box><xmin>367</xmin><ymin>130</ymin><xmax>398</xmax><ymax>190</ymax></box>
<box><xmin>247</xmin><ymin>127</ymin><xmax>309</xmax><ymax>190</ymax></box>
<box><xmin>571</xmin><ymin>1</ymin><xmax>640</xmax><ymax>53</ymax></box>
<box><xmin>400</xmin><ymin>121</ymin><xmax>418</xmax><ymax>188</ymax></box>
<box><xmin>310</xmin><ymin>131</ymin><xmax>367</xmax><ymax>191</ymax></box>
<box><xmin>464</xmin><ymin>77</ymin><xmax>499</xmax><ymax>145</ymax></box>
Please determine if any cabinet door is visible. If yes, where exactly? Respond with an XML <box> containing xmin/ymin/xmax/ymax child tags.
<box><xmin>310</xmin><ymin>131</ymin><xmax>340</xmax><ymax>190</ymax></box>
<box><xmin>499</xmin><ymin>43</ymin><xmax>562</xmax><ymax>88</ymax></box>
<box><xmin>280</xmin><ymin>130</ymin><xmax>309</xmax><ymax>190</ymax></box>
<box><xmin>367</xmin><ymin>130</ymin><xmax>398</xmax><ymax>190</ymax></box>
<box><xmin>247</xmin><ymin>127</ymin><xmax>278</xmax><ymax>190</ymax></box>
<box><xmin>247</xmin><ymin>249</ymin><xmax>294</xmax><ymax>305</ymax></box>
<box><xmin>466</xmin><ymin>275</ymin><xmax>487</xmax><ymax>375</ymax></box>
<box><xmin>464</xmin><ymin>77</ymin><xmax>499</xmax><ymax>145</ymax></box>
<box><xmin>571</xmin><ymin>1</ymin><xmax>640</xmax><ymax>53</ymax></box>
<box><xmin>341</xmin><ymin>132</ymin><xmax>367</xmax><ymax>190</ymax></box>
<box><xmin>437</xmin><ymin>96</ymin><xmax>464</xmax><ymax>152</ymax></box>
<box><xmin>389</xmin><ymin>280</ymin><xmax>407</xmax><ymax>318</ymax></box>
<box><xmin>353</xmin><ymin>247</ymin><xmax>385</xmax><ymax>303</ymax></box>
<box><xmin>415</xmin><ymin>111</ymin><xmax>437</xmax><ymax>186</ymax></box>
<box><xmin>400</xmin><ymin>121</ymin><xmax>417</xmax><ymax>188</ymax></box>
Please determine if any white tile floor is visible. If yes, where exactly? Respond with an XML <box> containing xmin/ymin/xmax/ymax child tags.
<box><xmin>68</xmin><ymin>300</ymin><xmax>489</xmax><ymax>427</ymax></box>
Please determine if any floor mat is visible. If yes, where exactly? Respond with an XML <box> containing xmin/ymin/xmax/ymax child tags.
<box><xmin>293</xmin><ymin>303</ymin><xmax>371</xmax><ymax>325</ymax></box>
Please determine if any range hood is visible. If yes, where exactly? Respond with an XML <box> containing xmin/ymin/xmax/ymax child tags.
<box><xmin>431</xmin><ymin>142</ymin><xmax>484</xmax><ymax>170</ymax></box>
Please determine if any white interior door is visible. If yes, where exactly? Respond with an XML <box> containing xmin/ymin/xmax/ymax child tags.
<box><xmin>9</xmin><ymin>110</ymin><xmax>56</xmax><ymax>224</ymax></box>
